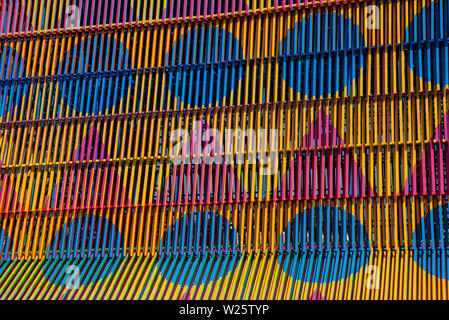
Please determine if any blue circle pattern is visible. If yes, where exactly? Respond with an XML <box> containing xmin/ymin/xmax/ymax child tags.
<box><xmin>412</xmin><ymin>203</ymin><xmax>449</xmax><ymax>280</ymax></box>
<box><xmin>159</xmin><ymin>212</ymin><xmax>242</xmax><ymax>286</ymax></box>
<box><xmin>279</xmin><ymin>13</ymin><xmax>365</xmax><ymax>98</ymax></box>
<box><xmin>405</xmin><ymin>0</ymin><xmax>449</xmax><ymax>87</ymax></box>
<box><xmin>56</xmin><ymin>34</ymin><xmax>132</xmax><ymax>116</ymax></box>
<box><xmin>165</xmin><ymin>26</ymin><xmax>243</xmax><ymax>109</ymax></box>
<box><xmin>44</xmin><ymin>216</ymin><xmax>122</xmax><ymax>287</ymax></box>
<box><xmin>0</xmin><ymin>45</ymin><xmax>26</xmax><ymax>118</ymax></box>
<box><xmin>278</xmin><ymin>206</ymin><xmax>370</xmax><ymax>283</ymax></box>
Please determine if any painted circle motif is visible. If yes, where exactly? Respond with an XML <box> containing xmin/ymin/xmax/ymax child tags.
<box><xmin>278</xmin><ymin>206</ymin><xmax>370</xmax><ymax>283</ymax></box>
<box><xmin>57</xmin><ymin>35</ymin><xmax>133</xmax><ymax>115</ymax></box>
<box><xmin>44</xmin><ymin>216</ymin><xmax>122</xmax><ymax>287</ymax></box>
<box><xmin>158</xmin><ymin>211</ymin><xmax>242</xmax><ymax>286</ymax></box>
<box><xmin>164</xmin><ymin>25</ymin><xmax>243</xmax><ymax>109</ymax></box>
<box><xmin>405</xmin><ymin>0</ymin><xmax>449</xmax><ymax>87</ymax></box>
<box><xmin>279</xmin><ymin>12</ymin><xmax>365</xmax><ymax>98</ymax></box>
<box><xmin>0</xmin><ymin>45</ymin><xmax>27</xmax><ymax>118</ymax></box>
<box><xmin>412</xmin><ymin>203</ymin><xmax>449</xmax><ymax>280</ymax></box>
